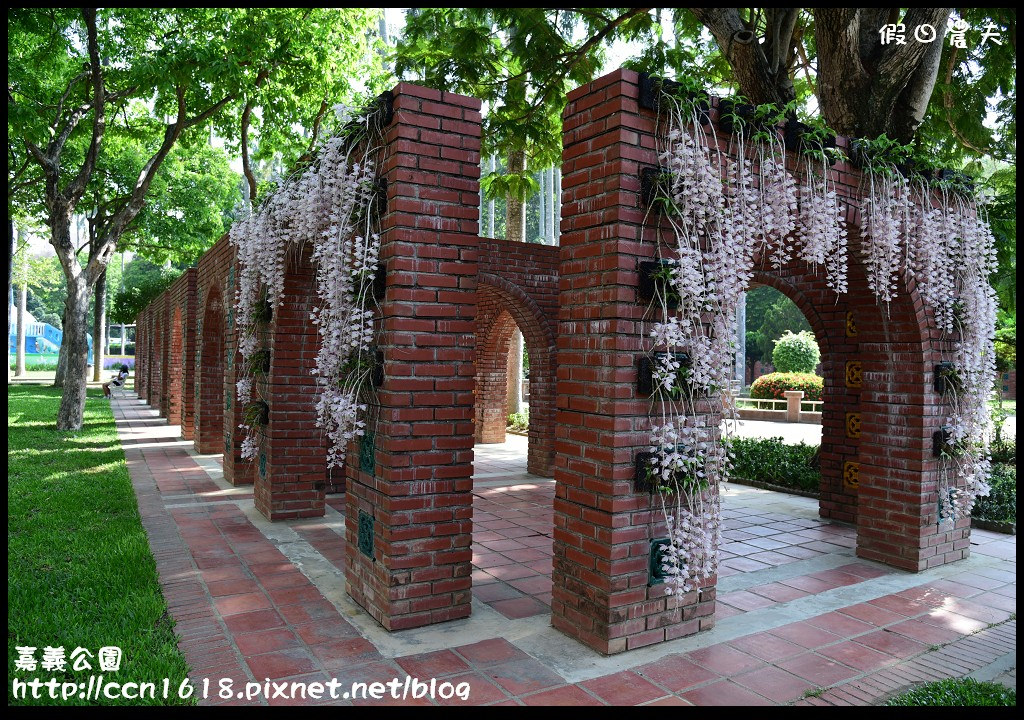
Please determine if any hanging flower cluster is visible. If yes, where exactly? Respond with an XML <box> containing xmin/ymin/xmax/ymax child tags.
<box><xmin>859</xmin><ymin>167</ymin><xmax>913</xmax><ymax>303</ymax></box>
<box><xmin>648</xmin><ymin>87</ymin><xmax>998</xmax><ymax>594</ymax></box>
<box><xmin>798</xmin><ymin>153</ymin><xmax>848</xmax><ymax>294</ymax></box>
<box><xmin>904</xmin><ymin>186</ymin><xmax>999</xmax><ymax>521</ymax></box>
<box><xmin>229</xmin><ymin>100</ymin><xmax>387</xmax><ymax>465</ymax></box>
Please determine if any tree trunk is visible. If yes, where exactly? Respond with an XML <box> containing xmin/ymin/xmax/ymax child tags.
<box><xmin>505</xmin><ymin>150</ymin><xmax>526</xmax><ymax>243</ymax></box>
<box><xmin>57</xmin><ymin>276</ymin><xmax>91</xmax><ymax>430</ymax></box>
<box><xmin>16</xmin><ymin>271</ymin><xmax>27</xmax><ymax>377</ymax></box>
<box><xmin>92</xmin><ymin>269</ymin><xmax>106</xmax><ymax>382</ymax></box>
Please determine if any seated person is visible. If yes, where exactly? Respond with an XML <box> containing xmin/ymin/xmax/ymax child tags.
<box><xmin>103</xmin><ymin>365</ymin><xmax>130</xmax><ymax>398</ymax></box>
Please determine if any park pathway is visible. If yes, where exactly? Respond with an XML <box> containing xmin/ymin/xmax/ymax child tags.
<box><xmin>114</xmin><ymin>393</ymin><xmax>1016</xmax><ymax>706</ymax></box>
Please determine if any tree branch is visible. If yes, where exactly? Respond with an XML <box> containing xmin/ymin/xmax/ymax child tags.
<box><xmin>62</xmin><ymin>8</ymin><xmax>106</xmax><ymax>207</ymax></box>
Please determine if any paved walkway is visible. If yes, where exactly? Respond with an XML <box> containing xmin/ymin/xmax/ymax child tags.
<box><xmin>115</xmin><ymin>394</ymin><xmax>1016</xmax><ymax>705</ymax></box>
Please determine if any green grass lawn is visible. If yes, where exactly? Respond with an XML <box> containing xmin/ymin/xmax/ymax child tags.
<box><xmin>8</xmin><ymin>385</ymin><xmax>193</xmax><ymax>706</ymax></box>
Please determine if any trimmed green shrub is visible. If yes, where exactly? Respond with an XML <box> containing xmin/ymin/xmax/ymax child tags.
<box><xmin>507</xmin><ymin>410</ymin><xmax>529</xmax><ymax>432</ymax></box>
<box><xmin>886</xmin><ymin>678</ymin><xmax>1015</xmax><ymax>706</ymax></box>
<box><xmin>772</xmin><ymin>330</ymin><xmax>820</xmax><ymax>373</ymax></box>
<box><xmin>749</xmin><ymin>372</ymin><xmax>824</xmax><ymax>401</ymax></box>
<box><xmin>726</xmin><ymin>437</ymin><xmax>820</xmax><ymax>492</ymax></box>
<box><xmin>973</xmin><ymin>463</ymin><xmax>1016</xmax><ymax>525</ymax></box>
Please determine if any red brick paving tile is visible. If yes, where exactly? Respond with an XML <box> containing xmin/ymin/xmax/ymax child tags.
<box><xmin>635</xmin><ymin>654</ymin><xmax>720</xmax><ymax>692</ymax></box>
<box><xmin>580</xmin><ymin>671</ymin><xmax>666</xmax><ymax>706</ymax></box>
<box><xmin>235</xmin><ymin>628</ymin><xmax>302</xmax><ymax>657</ymax></box>
<box><xmin>454</xmin><ymin>638</ymin><xmax>532</xmax><ymax>667</ymax></box>
<box><xmin>917</xmin><ymin>608</ymin><xmax>988</xmax><ymax>635</ymax></box>
<box><xmin>941</xmin><ymin>598</ymin><xmax>1013</xmax><ymax>625</ymax></box>
<box><xmin>687</xmin><ymin>645</ymin><xmax>766</xmax><ymax>676</ymax></box>
<box><xmin>854</xmin><ymin>629</ymin><xmax>929</xmax><ymax>659</ymax></box>
<box><xmin>472</xmin><ymin>582</ymin><xmax>523</xmax><ymax>603</ymax></box>
<box><xmin>396</xmin><ymin>650</ymin><xmax>471</xmax><ymax>679</ymax></box>
<box><xmin>310</xmin><ymin>637</ymin><xmax>382</xmax><ymax>669</ymax></box>
<box><xmin>949</xmin><ymin>572</ymin><xmax>1013</xmax><ymax>591</ymax></box>
<box><xmin>747</xmin><ymin>582</ymin><xmax>810</xmax><ymax>603</ymax></box>
<box><xmin>484</xmin><ymin>658</ymin><xmax>565</xmax><ymax>696</ymax></box>
<box><xmin>768</xmin><ymin>622</ymin><xmax>843</xmax><ymax>650</ymax></box>
<box><xmin>777</xmin><ymin>652</ymin><xmax>860</xmax><ymax>686</ymax></box>
<box><xmin>256</xmin><ymin>571</ymin><xmax>311</xmax><ymax>591</ymax></box>
<box><xmin>293</xmin><ymin>620</ymin><xmax>361</xmax><ymax>645</ymax></box>
<box><xmin>266</xmin><ymin>585</ymin><xmax>325</xmax><ymax>606</ymax></box>
<box><xmin>265</xmin><ymin>672</ymin><xmax>336</xmax><ymax>706</ymax></box>
<box><xmin>713</xmin><ymin>602</ymin><xmax>744</xmax><ymax>619</ymax></box>
<box><xmin>681</xmin><ymin>679</ymin><xmax>774</xmax><ymax>706</ymax></box>
<box><xmin>207</xmin><ymin>578</ymin><xmax>262</xmax><ymax>597</ymax></box>
<box><xmin>806</xmin><ymin>611</ymin><xmax>876</xmax><ymax>637</ymax></box>
<box><xmin>502</xmin><ymin>548</ymin><xmax>549</xmax><ymax>563</ymax></box>
<box><xmin>732</xmin><ymin>666</ymin><xmax>814</xmax><ymax>703</ymax></box>
<box><xmin>223</xmin><ymin>609</ymin><xmax>286</xmax><ymax>633</ymax></box>
<box><xmin>489</xmin><ymin>596</ymin><xmax>548</xmax><ymax>619</ymax></box>
<box><xmin>817</xmin><ymin>641</ymin><xmax>898</xmax><ymax>672</ymax></box>
<box><xmin>278</xmin><ymin>599</ymin><xmax>342</xmax><ymax>625</ymax></box>
<box><xmin>520</xmin><ymin>685</ymin><xmax>605</xmax><ymax>706</ymax></box>
<box><xmin>471</xmin><ymin>569</ymin><xmax>499</xmax><ymax>585</ymax></box>
<box><xmin>837</xmin><ymin>603</ymin><xmax>907</xmax><ymax>627</ymax></box>
<box><xmin>927</xmin><ymin>579</ymin><xmax>984</xmax><ymax>598</ymax></box>
<box><xmin>248</xmin><ymin>562</ymin><xmax>299</xmax><ymax>578</ymax></box>
<box><xmin>436</xmin><ymin>671</ymin><xmax>510</xmax><ymax>706</ymax></box>
<box><xmin>810</xmin><ymin>569</ymin><xmax>867</xmax><ymax>587</ymax></box>
<box><xmin>214</xmin><ymin>592</ymin><xmax>273</xmax><ymax>616</ymax></box>
<box><xmin>727</xmin><ymin>631</ymin><xmax>805</xmax><ymax>662</ymax></box>
<box><xmin>485</xmin><ymin>564</ymin><xmax>539</xmax><ymax>581</ymax></box>
<box><xmin>779</xmin><ymin>575</ymin><xmax>839</xmax><ymax>594</ymax></box>
<box><xmin>245</xmin><ymin>647</ymin><xmax>319</xmax><ymax>680</ymax></box>
<box><xmin>641</xmin><ymin>695</ymin><xmax>692</xmax><ymax>706</ymax></box>
<box><xmin>200</xmin><ymin>565</ymin><xmax>250</xmax><ymax>584</ymax></box>
<box><xmin>834</xmin><ymin>562</ymin><xmax>890</xmax><ymax>579</ymax></box>
<box><xmin>970</xmin><ymin>591</ymin><xmax>1017</xmax><ymax>613</ymax></box>
<box><xmin>865</xmin><ymin>594</ymin><xmax>930</xmax><ymax>617</ymax></box>
<box><xmin>507</xmin><ymin>575</ymin><xmax>553</xmax><ymax>595</ymax></box>
<box><xmin>885</xmin><ymin>618</ymin><xmax>962</xmax><ymax>646</ymax></box>
<box><xmin>718</xmin><ymin>590</ymin><xmax>777</xmax><ymax>612</ymax></box>
<box><xmin>322</xmin><ymin>659</ymin><xmax>404</xmax><ymax>689</ymax></box>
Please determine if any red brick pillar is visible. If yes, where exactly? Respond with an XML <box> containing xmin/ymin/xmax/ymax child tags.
<box><xmin>175</xmin><ymin>268</ymin><xmax>198</xmax><ymax>440</ymax></box>
<box><xmin>554</xmin><ymin>69</ymin><xmax>715</xmax><ymax>654</ymax></box>
<box><xmin>344</xmin><ymin>83</ymin><xmax>480</xmax><ymax>630</ymax></box>
<box><xmin>148</xmin><ymin>294</ymin><xmax>165</xmax><ymax>411</ymax></box>
<box><xmin>135</xmin><ymin>309</ymin><xmax>147</xmax><ymax>400</ymax></box>
<box><xmin>256</xmin><ymin>245</ymin><xmax>327</xmax><ymax>520</ymax></box>
<box><xmin>222</xmin><ymin>260</ymin><xmax>254</xmax><ymax>485</ymax></box>
<box><xmin>854</xmin><ymin>269</ymin><xmax>964</xmax><ymax>570</ymax></box>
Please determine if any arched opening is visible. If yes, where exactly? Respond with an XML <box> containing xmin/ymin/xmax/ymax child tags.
<box><xmin>167</xmin><ymin>307</ymin><xmax>184</xmax><ymax>428</ymax></box>
<box><xmin>474</xmin><ymin>276</ymin><xmax>555</xmax><ymax>477</ymax></box>
<box><xmin>196</xmin><ymin>287</ymin><xmax>224</xmax><ymax>454</ymax></box>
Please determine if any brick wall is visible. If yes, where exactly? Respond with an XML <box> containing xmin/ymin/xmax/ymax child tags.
<box><xmin>166</xmin><ymin>268</ymin><xmax>197</xmax><ymax>438</ymax></box>
<box><xmin>134</xmin><ymin>307</ymin><xmax>147</xmax><ymax>400</ymax></box>
<box><xmin>476</xmin><ymin>239</ymin><xmax>559</xmax><ymax>476</ymax></box>
<box><xmin>148</xmin><ymin>292</ymin><xmax>166</xmax><ymax>413</ymax></box>
<box><xmin>344</xmin><ymin>82</ymin><xmax>480</xmax><ymax>631</ymax></box>
<box><xmin>256</xmin><ymin>243</ymin><xmax>328</xmax><ymax>520</ymax></box>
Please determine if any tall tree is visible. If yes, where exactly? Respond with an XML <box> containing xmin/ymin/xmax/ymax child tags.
<box><xmin>9</xmin><ymin>8</ymin><xmax>384</xmax><ymax>429</ymax></box>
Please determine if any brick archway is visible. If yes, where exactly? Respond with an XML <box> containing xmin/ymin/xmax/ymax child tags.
<box><xmin>195</xmin><ymin>286</ymin><xmax>224</xmax><ymax>455</ymax></box>
<box><xmin>748</xmin><ymin>263</ymin><xmax>859</xmax><ymax>524</ymax></box>
<box><xmin>476</xmin><ymin>272</ymin><xmax>556</xmax><ymax>477</ymax></box>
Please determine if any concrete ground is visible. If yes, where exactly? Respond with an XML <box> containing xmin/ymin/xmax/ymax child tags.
<box><xmin>111</xmin><ymin>391</ymin><xmax>1015</xmax><ymax>705</ymax></box>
